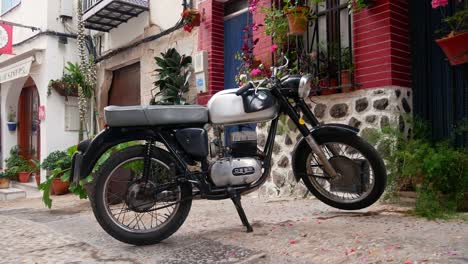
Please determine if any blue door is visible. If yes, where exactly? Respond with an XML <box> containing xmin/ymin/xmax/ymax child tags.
<box><xmin>224</xmin><ymin>12</ymin><xmax>249</xmax><ymax>90</ymax></box>
<box><xmin>224</xmin><ymin>12</ymin><xmax>256</xmax><ymax>145</ymax></box>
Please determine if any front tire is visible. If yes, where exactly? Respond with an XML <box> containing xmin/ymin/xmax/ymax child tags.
<box><xmin>295</xmin><ymin>133</ymin><xmax>387</xmax><ymax>210</ymax></box>
<box><xmin>91</xmin><ymin>146</ymin><xmax>192</xmax><ymax>245</ymax></box>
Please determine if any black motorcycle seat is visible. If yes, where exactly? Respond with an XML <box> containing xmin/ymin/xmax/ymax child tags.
<box><xmin>104</xmin><ymin>105</ymin><xmax>209</xmax><ymax>127</ymax></box>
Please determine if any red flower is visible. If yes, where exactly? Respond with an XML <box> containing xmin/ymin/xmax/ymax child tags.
<box><xmin>431</xmin><ymin>0</ymin><xmax>449</xmax><ymax>9</ymax></box>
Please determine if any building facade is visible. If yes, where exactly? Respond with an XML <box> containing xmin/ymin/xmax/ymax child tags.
<box><xmin>0</xmin><ymin>0</ymin><xmax>81</xmax><ymax>180</ymax></box>
<box><xmin>89</xmin><ymin>0</ymin><xmax>415</xmax><ymax>196</ymax></box>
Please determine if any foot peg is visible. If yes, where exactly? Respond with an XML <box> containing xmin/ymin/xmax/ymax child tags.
<box><xmin>229</xmin><ymin>191</ymin><xmax>253</xmax><ymax>233</ymax></box>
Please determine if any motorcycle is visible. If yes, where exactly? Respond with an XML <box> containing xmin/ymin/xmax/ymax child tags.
<box><xmin>70</xmin><ymin>58</ymin><xmax>387</xmax><ymax>245</ymax></box>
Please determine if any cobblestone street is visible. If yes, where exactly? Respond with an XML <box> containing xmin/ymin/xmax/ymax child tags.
<box><xmin>0</xmin><ymin>195</ymin><xmax>467</xmax><ymax>264</ymax></box>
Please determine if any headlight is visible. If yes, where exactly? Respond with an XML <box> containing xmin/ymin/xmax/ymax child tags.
<box><xmin>298</xmin><ymin>75</ymin><xmax>313</xmax><ymax>98</ymax></box>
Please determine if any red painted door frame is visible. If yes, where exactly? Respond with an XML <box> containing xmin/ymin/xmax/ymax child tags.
<box><xmin>18</xmin><ymin>79</ymin><xmax>40</xmax><ymax>161</ymax></box>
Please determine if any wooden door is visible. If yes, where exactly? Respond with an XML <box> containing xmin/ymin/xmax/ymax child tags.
<box><xmin>18</xmin><ymin>84</ymin><xmax>40</xmax><ymax>160</ymax></box>
<box><xmin>108</xmin><ymin>63</ymin><xmax>141</xmax><ymax>106</ymax></box>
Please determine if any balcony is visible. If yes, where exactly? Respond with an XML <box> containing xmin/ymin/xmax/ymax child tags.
<box><xmin>82</xmin><ymin>0</ymin><xmax>149</xmax><ymax>32</ymax></box>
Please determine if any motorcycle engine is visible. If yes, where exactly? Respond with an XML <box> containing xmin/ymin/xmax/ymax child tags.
<box><xmin>209</xmin><ymin>130</ymin><xmax>263</xmax><ymax>187</ymax></box>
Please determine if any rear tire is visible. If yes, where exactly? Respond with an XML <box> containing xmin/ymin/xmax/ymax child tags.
<box><xmin>90</xmin><ymin>146</ymin><xmax>192</xmax><ymax>245</ymax></box>
<box><xmin>295</xmin><ymin>133</ymin><xmax>387</xmax><ymax>210</ymax></box>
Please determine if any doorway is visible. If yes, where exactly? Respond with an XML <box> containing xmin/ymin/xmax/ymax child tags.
<box><xmin>108</xmin><ymin>62</ymin><xmax>141</xmax><ymax>106</ymax></box>
<box><xmin>18</xmin><ymin>78</ymin><xmax>40</xmax><ymax>160</ymax></box>
<box><xmin>224</xmin><ymin>0</ymin><xmax>249</xmax><ymax>90</ymax></box>
<box><xmin>223</xmin><ymin>1</ymin><xmax>255</xmax><ymax>144</ymax></box>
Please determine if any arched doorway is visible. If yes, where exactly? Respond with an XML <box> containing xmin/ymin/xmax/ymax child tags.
<box><xmin>17</xmin><ymin>78</ymin><xmax>40</xmax><ymax>161</ymax></box>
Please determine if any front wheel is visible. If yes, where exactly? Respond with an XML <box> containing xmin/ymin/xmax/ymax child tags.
<box><xmin>295</xmin><ymin>133</ymin><xmax>387</xmax><ymax>210</ymax></box>
<box><xmin>90</xmin><ymin>146</ymin><xmax>192</xmax><ymax>245</ymax></box>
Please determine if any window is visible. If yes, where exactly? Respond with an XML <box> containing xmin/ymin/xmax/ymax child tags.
<box><xmin>93</xmin><ymin>34</ymin><xmax>105</xmax><ymax>56</ymax></box>
<box><xmin>1</xmin><ymin>0</ymin><xmax>20</xmax><ymax>15</ymax></box>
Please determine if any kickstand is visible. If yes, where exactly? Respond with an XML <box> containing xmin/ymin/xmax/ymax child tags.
<box><xmin>229</xmin><ymin>190</ymin><xmax>253</xmax><ymax>233</ymax></box>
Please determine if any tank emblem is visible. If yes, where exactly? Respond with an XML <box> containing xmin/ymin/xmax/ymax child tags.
<box><xmin>232</xmin><ymin>167</ymin><xmax>255</xmax><ymax>176</ymax></box>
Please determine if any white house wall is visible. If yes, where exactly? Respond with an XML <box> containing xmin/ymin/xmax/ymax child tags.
<box><xmin>0</xmin><ymin>0</ymin><xmax>80</xmax><ymax>177</ymax></box>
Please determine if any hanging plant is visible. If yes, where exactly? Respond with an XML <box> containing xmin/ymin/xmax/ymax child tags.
<box><xmin>432</xmin><ymin>0</ymin><xmax>468</xmax><ymax>65</ymax></box>
<box><xmin>181</xmin><ymin>9</ymin><xmax>201</xmax><ymax>33</ymax></box>
<box><xmin>283</xmin><ymin>0</ymin><xmax>310</xmax><ymax>35</ymax></box>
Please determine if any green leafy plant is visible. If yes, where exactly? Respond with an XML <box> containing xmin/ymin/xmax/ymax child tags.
<box><xmin>365</xmin><ymin>117</ymin><xmax>468</xmax><ymax>219</ymax></box>
<box><xmin>432</xmin><ymin>0</ymin><xmax>468</xmax><ymax>36</ymax></box>
<box><xmin>262</xmin><ymin>4</ymin><xmax>289</xmax><ymax>47</ymax></box>
<box><xmin>39</xmin><ymin>142</ymin><xmax>140</xmax><ymax>209</ymax></box>
<box><xmin>5</xmin><ymin>146</ymin><xmax>32</xmax><ymax>174</ymax></box>
<box><xmin>347</xmin><ymin>0</ymin><xmax>374</xmax><ymax>13</ymax></box>
<box><xmin>7</xmin><ymin>107</ymin><xmax>16</xmax><ymax>122</ymax></box>
<box><xmin>39</xmin><ymin>146</ymin><xmax>92</xmax><ymax>209</ymax></box>
<box><xmin>150</xmin><ymin>48</ymin><xmax>192</xmax><ymax>105</ymax></box>
<box><xmin>0</xmin><ymin>171</ymin><xmax>12</xmax><ymax>179</ymax></box>
<box><xmin>48</xmin><ymin>62</ymin><xmax>93</xmax><ymax>99</ymax></box>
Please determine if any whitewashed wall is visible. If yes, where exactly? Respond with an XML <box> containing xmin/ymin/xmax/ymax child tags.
<box><xmin>0</xmin><ymin>0</ymin><xmax>80</xmax><ymax>178</ymax></box>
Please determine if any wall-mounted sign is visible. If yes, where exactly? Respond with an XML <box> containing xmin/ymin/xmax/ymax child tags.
<box><xmin>38</xmin><ymin>105</ymin><xmax>45</xmax><ymax>121</ymax></box>
<box><xmin>0</xmin><ymin>57</ymin><xmax>33</xmax><ymax>84</ymax></box>
<box><xmin>0</xmin><ymin>24</ymin><xmax>13</xmax><ymax>55</ymax></box>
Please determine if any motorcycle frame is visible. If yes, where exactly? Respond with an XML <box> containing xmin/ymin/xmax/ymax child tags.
<box><xmin>71</xmin><ymin>80</ymin><xmax>353</xmax><ymax>200</ymax></box>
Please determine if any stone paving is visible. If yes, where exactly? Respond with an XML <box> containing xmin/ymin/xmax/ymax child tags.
<box><xmin>0</xmin><ymin>195</ymin><xmax>467</xmax><ymax>264</ymax></box>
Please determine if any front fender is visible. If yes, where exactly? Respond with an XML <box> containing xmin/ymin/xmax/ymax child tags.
<box><xmin>71</xmin><ymin>127</ymin><xmax>161</xmax><ymax>184</ymax></box>
<box><xmin>291</xmin><ymin>124</ymin><xmax>359</xmax><ymax>182</ymax></box>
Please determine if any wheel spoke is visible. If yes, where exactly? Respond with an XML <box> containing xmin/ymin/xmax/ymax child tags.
<box><xmin>306</xmin><ymin>142</ymin><xmax>376</xmax><ymax>204</ymax></box>
<box><xmin>102</xmin><ymin>157</ymin><xmax>182</xmax><ymax>234</ymax></box>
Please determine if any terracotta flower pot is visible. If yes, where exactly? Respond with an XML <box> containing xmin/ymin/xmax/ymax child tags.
<box><xmin>285</xmin><ymin>6</ymin><xmax>309</xmax><ymax>35</ymax></box>
<box><xmin>52</xmin><ymin>178</ymin><xmax>70</xmax><ymax>195</ymax></box>
<box><xmin>340</xmin><ymin>70</ymin><xmax>354</xmax><ymax>93</ymax></box>
<box><xmin>18</xmin><ymin>172</ymin><xmax>31</xmax><ymax>183</ymax></box>
<box><xmin>435</xmin><ymin>32</ymin><xmax>468</xmax><ymax>66</ymax></box>
<box><xmin>319</xmin><ymin>78</ymin><xmax>338</xmax><ymax>95</ymax></box>
<box><xmin>0</xmin><ymin>178</ymin><xmax>10</xmax><ymax>189</ymax></box>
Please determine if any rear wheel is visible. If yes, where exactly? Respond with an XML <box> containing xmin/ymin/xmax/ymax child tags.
<box><xmin>91</xmin><ymin>146</ymin><xmax>192</xmax><ymax>245</ymax></box>
<box><xmin>296</xmin><ymin>133</ymin><xmax>387</xmax><ymax>210</ymax></box>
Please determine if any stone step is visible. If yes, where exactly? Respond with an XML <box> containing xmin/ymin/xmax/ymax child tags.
<box><xmin>0</xmin><ymin>188</ymin><xmax>27</xmax><ymax>201</ymax></box>
<box><xmin>11</xmin><ymin>181</ymin><xmax>42</xmax><ymax>199</ymax></box>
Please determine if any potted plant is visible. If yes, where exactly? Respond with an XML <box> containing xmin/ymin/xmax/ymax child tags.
<box><xmin>432</xmin><ymin>0</ymin><xmax>468</xmax><ymax>65</ymax></box>
<box><xmin>262</xmin><ymin>3</ymin><xmax>289</xmax><ymax>47</ymax></box>
<box><xmin>347</xmin><ymin>0</ymin><xmax>375</xmax><ymax>12</ymax></box>
<box><xmin>181</xmin><ymin>8</ymin><xmax>201</xmax><ymax>33</ymax></box>
<box><xmin>4</xmin><ymin>146</ymin><xmax>24</xmax><ymax>181</ymax></box>
<box><xmin>283</xmin><ymin>0</ymin><xmax>310</xmax><ymax>35</ymax></box>
<box><xmin>40</xmin><ymin>150</ymin><xmax>71</xmax><ymax>195</ymax></box>
<box><xmin>150</xmin><ymin>48</ymin><xmax>192</xmax><ymax>105</ymax></box>
<box><xmin>16</xmin><ymin>162</ymin><xmax>34</xmax><ymax>183</ymax></box>
<box><xmin>0</xmin><ymin>171</ymin><xmax>12</xmax><ymax>189</ymax></box>
<box><xmin>40</xmin><ymin>146</ymin><xmax>91</xmax><ymax>208</ymax></box>
<box><xmin>7</xmin><ymin>107</ymin><xmax>17</xmax><ymax>132</ymax></box>
<box><xmin>48</xmin><ymin>62</ymin><xmax>92</xmax><ymax>99</ymax></box>
<box><xmin>315</xmin><ymin>44</ymin><xmax>339</xmax><ymax>95</ymax></box>
<box><xmin>340</xmin><ymin>47</ymin><xmax>354</xmax><ymax>93</ymax></box>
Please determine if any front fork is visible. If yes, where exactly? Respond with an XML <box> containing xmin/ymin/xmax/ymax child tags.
<box><xmin>275</xmin><ymin>93</ymin><xmax>339</xmax><ymax>178</ymax></box>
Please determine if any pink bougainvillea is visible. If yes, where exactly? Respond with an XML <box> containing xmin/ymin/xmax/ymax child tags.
<box><xmin>270</xmin><ymin>44</ymin><xmax>278</xmax><ymax>52</ymax></box>
<box><xmin>251</xmin><ymin>68</ymin><xmax>262</xmax><ymax>76</ymax></box>
<box><xmin>431</xmin><ymin>0</ymin><xmax>449</xmax><ymax>9</ymax></box>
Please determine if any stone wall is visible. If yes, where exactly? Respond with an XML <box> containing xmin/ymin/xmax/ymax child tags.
<box><xmin>256</xmin><ymin>86</ymin><xmax>412</xmax><ymax>198</ymax></box>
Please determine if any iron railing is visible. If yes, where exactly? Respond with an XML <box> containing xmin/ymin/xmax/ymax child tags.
<box><xmin>83</xmin><ymin>0</ymin><xmax>102</xmax><ymax>13</ymax></box>
<box><xmin>274</xmin><ymin>0</ymin><xmax>356</xmax><ymax>93</ymax></box>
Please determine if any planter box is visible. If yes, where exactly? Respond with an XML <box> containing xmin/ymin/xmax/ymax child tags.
<box><xmin>0</xmin><ymin>178</ymin><xmax>10</xmax><ymax>189</ymax></box>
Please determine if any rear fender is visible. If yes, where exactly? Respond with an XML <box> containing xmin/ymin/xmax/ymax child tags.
<box><xmin>291</xmin><ymin>124</ymin><xmax>359</xmax><ymax>182</ymax></box>
<box><xmin>72</xmin><ymin>127</ymin><xmax>161</xmax><ymax>184</ymax></box>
